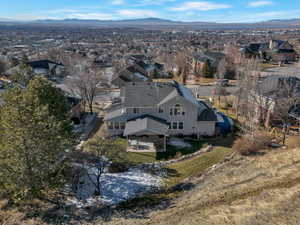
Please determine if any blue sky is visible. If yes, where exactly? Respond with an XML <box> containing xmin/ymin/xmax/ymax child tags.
<box><xmin>2</xmin><ymin>0</ymin><xmax>300</xmax><ymax>22</ymax></box>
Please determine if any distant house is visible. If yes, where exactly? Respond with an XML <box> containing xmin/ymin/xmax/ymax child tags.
<box><xmin>126</xmin><ymin>54</ymin><xmax>150</xmax><ymax>65</ymax></box>
<box><xmin>111</xmin><ymin>59</ymin><xmax>168</xmax><ymax>88</ymax></box>
<box><xmin>251</xmin><ymin>75</ymin><xmax>300</xmax><ymax>127</ymax></box>
<box><xmin>0</xmin><ymin>81</ymin><xmax>83</xmax><ymax>124</ymax></box>
<box><xmin>242</xmin><ymin>40</ymin><xmax>298</xmax><ymax>63</ymax></box>
<box><xmin>191</xmin><ymin>51</ymin><xmax>225</xmax><ymax>78</ymax></box>
<box><xmin>267</xmin><ymin>40</ymin><xmax>298</xmax><ymax>63</ymax></box>
<box><xmin>242</xmin><ymin>43</ymin><xmax>268</xmax><ymax>58</ymax></box>
<box><xmin>135</xmin><ymin>61</ymin><xmax>165</xmax><ymax>78</ymax></box>
<box><xmin>27</xmin><ymin>60</ymin><xmax>64</xmax><ymax>78</ymax></box>
<box><xmin>111</xmin><ymin>64</ymin><xmax>152</xmax><ymax>87</ymax></box>
<box><xmin>104</xmin><ymin>81</ymin><xmax>218</xmax><ymax>140</ymax></box>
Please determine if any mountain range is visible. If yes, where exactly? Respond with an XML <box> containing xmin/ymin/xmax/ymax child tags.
<box><xmin>0</xmin><ymin>17</ymin><xmax>300</xmax><ymax>29</ymax></box>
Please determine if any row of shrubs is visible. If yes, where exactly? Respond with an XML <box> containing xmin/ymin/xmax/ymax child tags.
<box><xmin>233</xmin><ymin>132</ymin><xmax>272</xmax><ymax>156</ymax></box>
<box><xmin>233</xmin><ymin>131</ymin><xmax>300</xmax><ymax>156</ymax></box>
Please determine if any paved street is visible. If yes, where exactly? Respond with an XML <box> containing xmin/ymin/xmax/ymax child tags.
<box><xmin>262</xmin><ymin>64</ymin><xmax>300</xmax><ymax>77</ymax></box>
<box><xmin>187</xmin><ymin>84</ymin><xmax>238</xmax><ymax>97</ymax></box>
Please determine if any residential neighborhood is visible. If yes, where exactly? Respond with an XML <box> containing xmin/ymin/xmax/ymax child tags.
<box><xmin>1</xmin><ymin>3</ymin><xmax>300</xmax><ymax>224</ymax></box>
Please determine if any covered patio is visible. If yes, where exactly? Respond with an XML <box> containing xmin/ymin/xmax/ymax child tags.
<box><xmin>124</xmin><ymin>116</ymin><xmax>169</xmax><ymax>152</ymax></box>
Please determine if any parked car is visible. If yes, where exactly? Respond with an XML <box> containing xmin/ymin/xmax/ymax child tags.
<box><xmin>215</xmin><ymin>79</ymin><xmax>229</xmax><ymax>87</ymax></box>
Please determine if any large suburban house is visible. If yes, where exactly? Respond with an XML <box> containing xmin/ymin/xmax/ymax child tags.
<box><xmin>251</xmin><ymin>75</ymin><xmax>300</xmax><ymax>127</ymax></box>
<box><xmin>104</xmin><ymin>81</ymin><xmax>218</xmax><ymax>138</ymax></box>
<box><xmin>111</xmin><ymin>59</ymin><xmax>168</xmax><ymax>88</ymax></box>
<box><xmin>27</xmin><ymin>60</ymin><xmax>64</xmax><ymax>78</ymax></box>
<box><xmin>111</xmin><ymin>64</ymin><xmax>152</xmax><ymax>88</ymax></box>
<box><xmin>242</xmin><ymin>40</ymin><xmax>298</xmax><ymax>63</ymax></box>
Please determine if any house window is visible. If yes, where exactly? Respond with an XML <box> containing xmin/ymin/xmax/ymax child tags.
<box><xmin>179</xmin><ymin>122</ymin><xmax>184</xmax><ymax>130</ymax></box>
<box><xmin>159</xmin><ymin>108</ymin><xmax>164</xmax><ymax>113</ymax></box>
<box><xmin>133</xmin><ymin>108</ymin><xmax>139</xmax><ymax>114</ymax></box>
<box><xmin>172</xmin><ymin>122</ymin><xmax>178</xmax><ymax>130</ymax></box>
<box><xmin>120</xmin><ymin>122</ymin><xmax>126</xmax><ymax>130</ymax></box>
<box><xmin>114</xmin><ymin>122</ymin><xmax>120</xmax><ymax>130</ymax></box>
<box><xmin>108</xmin><ymin>122</ymin><xmax>113</xmax><ymax>130</ymax></box>
<box><xmin>170</xmin><ymin>104</ymin><xmax>185</xmax><ymax>116</ymax></box>
<box><xmin>174</xmin><ymin>104</ymin><xmax>181</xmax><ymax>115</ymax></box>
<box><xmin>168</xmin><ymin>122</ymin><xmax>171</xmax><ymax>129</ymax></box>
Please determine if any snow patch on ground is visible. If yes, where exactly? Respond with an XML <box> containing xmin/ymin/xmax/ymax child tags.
<box><xmin>168</xmin><ymin>138</ymin><xmax>192</xmax><ymax>149</ymax></box>
<box><xmin>69</xmin><ymin>167</ymin><xmax>162</xmax><ymax>208</ymax></box>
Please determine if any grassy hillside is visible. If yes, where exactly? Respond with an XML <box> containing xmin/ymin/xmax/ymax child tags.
<box><xmin>108</xmin><ymin>147</ymin><xmax>300</xmax><ymax>225</ymax></box>
<box><xmin>2</xmin><ymin>144</ymin><xmax>300</xmax><ymax>225</ymax></box>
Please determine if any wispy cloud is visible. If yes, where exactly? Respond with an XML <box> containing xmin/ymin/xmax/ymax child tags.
<box><xmin>118</xmin><ymin>9</ymin><xmax>158</xmax><ymax>18</ymax></box>
<box><xmin>248</xmin><ymin>1</ymin><xmax>273</xmax><ymax>7</ymax></box>
<box><xmin>170</xmin><ymin>1</ymin><xmax>231</xmax><ymax>11</ymax></box>
<box><xmin>135</xmin><ymin>0</ymin><xmax>176</xmax><ymax>6</ymax></box>
<box><xmin>111</xmin><ymin>0</ymin><xmax>124</xmax><ymax>5</ymax></box>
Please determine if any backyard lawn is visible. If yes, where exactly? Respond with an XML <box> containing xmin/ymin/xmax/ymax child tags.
<box><xmin>123</xmin><ymin>152</ymin><xmax>158</xmax><ymax>164</ymax></box>
<box><xmin>157</xmin><ymin>140</ymin><xmax>206</xmax><ymax>160</ymax></box>
<box><xmin>121</xmin><ymin>139</ymin><xmax>205</xmax><ymax>164</ymax></box>
<box><xmin>164</xmin><ymin>135</ymin><xmax>236</xmax><ymax>187</ymax></box>
<box><xmin>165</xmin><ymin>146</ymin><xmax>233</xmax><ymax>187</ymax></box>
<box><xmin>120</xmin><ymin>135</ymin><xmax>236</xmax><ymax>165</ymax></box>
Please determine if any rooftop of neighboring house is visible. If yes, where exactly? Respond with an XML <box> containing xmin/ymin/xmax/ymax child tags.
<box><xmin>111</xmin><ymin>63</ymin><xmax>153</xmax><ymax>86</ymax></box>
<box><xmin>193</xmin><ymin>51</ymin><xmax>225</xmax><ymax>67</ymax></box>
<box><xmin>243</xmin><ymin>43</ymin><xmax>268</xmax><ymax>54</ymax></box>
<box><xmin>258</xmin><ymin>75</ymin><xmax>300</xmax><ymax>99</ymax></box>
<box><xmin>27</xmin><ymin>59</ymin><xmax>63</xmax><ymax>70</ymax></box>
<box><xmin>243</xmin><ymin>40</ymin><xmax>296</xmax><ymax>54</ymax></box>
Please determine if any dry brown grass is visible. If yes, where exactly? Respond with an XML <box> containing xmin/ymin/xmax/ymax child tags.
<box><xmin>3</xmin><ymin>144</ymin><xmax>300</xmax><ymax>225</ymax></box>
<box><xmin>105</xmin><ymin>147</ymin><xmax>300</xmax><ymax>225</ymax></box>
<box><xmin>286</xmin><ymin>136</ymin><xmax>300</xmax><ymax>149</ymax></box>
<box><xmin>233</xmin><ymin>132</ymin><xmax>272</xmax><ymax>155</ymax></box>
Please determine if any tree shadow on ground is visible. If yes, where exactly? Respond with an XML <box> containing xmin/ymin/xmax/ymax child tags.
<box><xmin>157</xmin><ymin>141</ymin><xmax>205</xmax><ymax>160</ymax></box>
<box><xmin>206</xmin><ymin>134</ymin><xmax>238</xmax><ymax>148</ymax></box>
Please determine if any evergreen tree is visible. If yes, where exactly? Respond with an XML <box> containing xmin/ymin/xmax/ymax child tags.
<box><xmin>202</xmin><ymin>59</ymin><xmax>214</xmax><ymax>78</ymax></box>
<box><xmin>10</xmin><ymin>63</ymin><xmax>35</xmax><ymax>87</ymax></box>
<box><xmin>0</xmin><ymin>77</ymin><xmax>74</xmax><ymax>201</ymax></box>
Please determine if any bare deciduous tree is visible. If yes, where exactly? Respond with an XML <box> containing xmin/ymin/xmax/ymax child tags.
<box><xmin>235</xmin><ymin>58</ymin><xmax>262</xmax><ymax>135</ymax></box>
<box><xmin>66</xmin><ymin>59</ymin><xmax>108</xmax><ymax>114</ymax></box>
<box><xmin>174</xmin><ymin>50</ymin><xmax>191</xmax><ymax>84</ymax></box>
<box><xmin>112</xmin><ymin>58</ymin><xmax>126</xmax><ymax>78</ymax></box>
<box><xmin>270</xmin><ymin>77</ymin><xmax>299</xmax><ymax>145</ymax></box>
<box><xmin>80</xmin><ymin>137</ymin><xmax>126</xmax><ymax>197</ymax></box>
<box><xmin>217</xmin><ymin>58</ymin><xmax>227</xmax><ymax>79</ymax></box>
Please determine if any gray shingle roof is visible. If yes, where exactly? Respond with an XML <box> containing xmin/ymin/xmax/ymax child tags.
<box><xmin>198</xmin><ymin>108</ymin><xmax>218</xmax><ymax>121</ymax></box>
<box><xmin>27</xmin><ymin>60</ymin><xmax>63</xmax><ymax>69</ymax></box>
<box><xmin>124</xmin><ymin>116</ymin><xmax>169</xmax><ymax>136</ymax></box>
<box><xmin>123</xmin><ymin>82</ymin><xmax>179</xmax><ymax>107</ymax></box>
